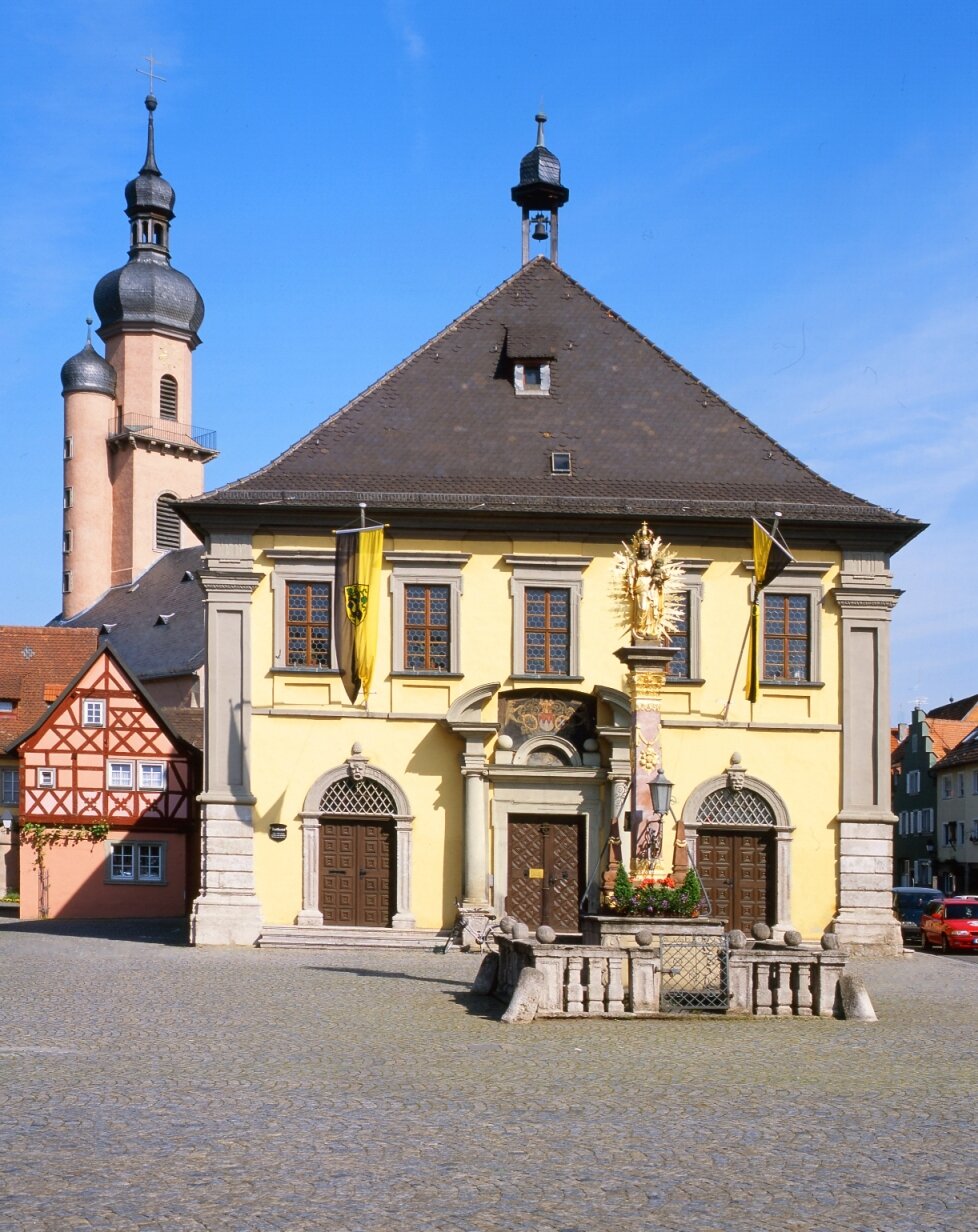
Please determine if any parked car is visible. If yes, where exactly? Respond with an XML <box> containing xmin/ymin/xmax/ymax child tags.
<box><xmin>892</xmin><ymin>887</ymin><xmax>944</xmax><ymax>944</ymax></box>
<box><xmin>920</xmin><ymin>896</ymin><xmax>978</xmax><ymax>952</ymax></box>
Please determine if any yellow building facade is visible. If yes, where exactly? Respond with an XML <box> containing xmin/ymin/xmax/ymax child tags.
<box><xmin>180</xmin><ymin>124</ymin><xmax>922</xmax><ymax>951</ymax></box>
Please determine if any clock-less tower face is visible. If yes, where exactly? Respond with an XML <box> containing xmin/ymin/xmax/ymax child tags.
<box><xmin>59</xmin><ymin>93</ymin><xmax>216</xmax><ymax>618</ymax></box>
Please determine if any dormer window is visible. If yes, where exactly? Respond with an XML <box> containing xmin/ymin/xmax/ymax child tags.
<box><xmin>514</xmin><ymin>361</ymin><xmax>551</xmax><ymax>395</ymax></box>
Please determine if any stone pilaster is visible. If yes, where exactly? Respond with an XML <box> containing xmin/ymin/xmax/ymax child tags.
<box><xmin>830</xmin><ymin>550</ymin><xmax>903</xmax><ymax>953</ymax></box>
<box><xmin>190</xmin><ymin>534</ymin><xmax>264</xmax><ymax>946</ymax></box>
<box><xmin>457</xmin><ymin>733</ymin><xmax>493</xmax><ymax>909</ymax></box>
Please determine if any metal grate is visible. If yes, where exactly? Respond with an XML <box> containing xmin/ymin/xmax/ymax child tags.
<box><xmin>697</xmin><ymin>787</ymin><xmax>775</xmax><ymax>828</ymax></box>
<box><xmin>659</xmin><ymin>934</ymin><xmax>729</xmax><ymax>1013</ymax></box>
<box><xmin>320</xmin><ymin>776</ymin><xmax>397</xmax><ymax>816</ymax></box>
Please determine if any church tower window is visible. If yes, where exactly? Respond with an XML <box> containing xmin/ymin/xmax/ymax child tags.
<box><xmin>160</xmin><ymin>375</ymin><xmax>178</xmax><ymax>419</ymax></box>
<box><xmin>155</xmin><ymin>494</ymin><xmax>181</xmax><ymax>550</ymax></box>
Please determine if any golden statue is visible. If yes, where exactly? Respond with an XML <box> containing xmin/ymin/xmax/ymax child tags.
<box><xmin>613</xmin><ymin>522</ymin><xmax>685</xmax><ymax>643</ymax></box>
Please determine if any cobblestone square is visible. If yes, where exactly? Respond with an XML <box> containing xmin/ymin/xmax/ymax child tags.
<box><xmin>1</xmin><ymin>920</ymin><xmax>975</xmax><ymax>1232</ymax></box>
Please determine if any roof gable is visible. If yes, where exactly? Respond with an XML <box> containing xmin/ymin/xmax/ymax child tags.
<box><xmin>187</xmin><ymin>259</ymin><xmax>921</xmax><ymax>538</ymax></box>
<box><xmin>0</xmin><ymin>627</ymin><xmax>99</xmax><ymax>753</ymax></box>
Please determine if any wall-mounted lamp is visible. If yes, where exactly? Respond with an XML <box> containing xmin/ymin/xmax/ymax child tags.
<box><xmin>0</xmin><ymin>813</ymin><xmax>12</xmax><ymax>832</ymax></box>
<box><xmin>650</xmin><ymin>769</ymin><xmax>674</xmax><ymax>817</ymax></box>
<box><xmin>269</xmin><ymin>823</ymin><xmax>288</xmax><ymax>843</ymax></box>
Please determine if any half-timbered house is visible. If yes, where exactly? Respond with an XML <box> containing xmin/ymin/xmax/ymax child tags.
<box><xmin>14</xmin><ymin>645</ymin><xmax>200</xmax><ymax>920</ymax></box>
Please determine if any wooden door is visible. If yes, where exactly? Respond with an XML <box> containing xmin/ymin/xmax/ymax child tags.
<box><xmin>320</xmin><ymin>822</ymin><xmax>392</xmax><ymax>926</ymax></box>
<box><xmin>696</xmin><ymin>830</ymin><xmax>771</xmax><ymax>933</ymax></box>
<box><xmin>506</xmin><ymin>816</ymin><xmax>581</xmax><ymax>933</ymax></box>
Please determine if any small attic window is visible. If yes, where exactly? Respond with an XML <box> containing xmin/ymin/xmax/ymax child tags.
<box><xmin>550</xmin><ymin>451</ymin><xmax>572</xmax><ymax>475</ymax></box>
<box><xmin>0</xmin><ymin>700</ymin><xmax>15</xmax><ymax>713</ymax></box>
<box><xmin>514</xmin><ymin>362</ymin><xmax>551</xmax><ymax>396</ymax></box>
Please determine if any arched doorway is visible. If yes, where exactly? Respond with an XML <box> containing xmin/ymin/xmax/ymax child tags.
<box><xmin>297</xmin><ymin>749</ymin><xmax>415</xmax><ymax>929</ymax></box>
<box><xmin>682</xmin><ymin>757</ymin><xmax>794</xmax><ymax>938</ymax></box>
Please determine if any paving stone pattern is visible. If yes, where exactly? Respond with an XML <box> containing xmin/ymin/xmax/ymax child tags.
<box><xmin>1</xmin><ymin>919</ymin><xmax>976</xmax><ymax>1232</ymax></box>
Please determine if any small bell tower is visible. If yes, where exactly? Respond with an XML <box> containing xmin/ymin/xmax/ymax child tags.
<box><xmin>511</xmin><ymin>113</ymin><xmax>570</xmax><ymax>267</ymax></box>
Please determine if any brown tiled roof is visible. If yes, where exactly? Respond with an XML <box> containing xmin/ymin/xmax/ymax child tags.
<box><xmin>0</xmin><ymin>627</ymin><xmax>99</xmax><ymax>753</ymax></box>
<box><xmin>183</xmin><ymin>259</ymin><xmax>923</xmax><ymax>544</ymax></box>
<box><xmin>933</xmin><ymin>728</ymin><xmax>978</xmax><ymax>772</ymax></box>
<box><xmin>160</xmin><ymin>706</ymin><xmax>203</xmax><ymax>751</ymax></box>
<box><xmin>929</xmin><ymin>718</ymin><xmax>978</xmax><ymax>762</ymax></box>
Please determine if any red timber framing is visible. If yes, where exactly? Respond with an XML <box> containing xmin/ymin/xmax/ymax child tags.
<box><xmin>14</xmin><ymin>647</ymin><xmax>200</xmax><ymax>920</ymax></box>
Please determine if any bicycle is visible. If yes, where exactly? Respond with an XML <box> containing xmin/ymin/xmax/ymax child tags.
<box><xmin>441</xmin><ymin>899</ymin><xmax>501</xmax><ymax>953</ymax></box>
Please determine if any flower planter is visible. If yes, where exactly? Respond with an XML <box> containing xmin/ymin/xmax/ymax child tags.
<box><xmin>580</xmin><ymin>914</ymin><xmax>726</xmax><ymax>948</ymax></box>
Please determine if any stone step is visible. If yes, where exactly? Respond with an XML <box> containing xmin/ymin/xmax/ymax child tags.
<box><xmin>258</xmin><ymin>924</ymin><xmax>449</xmax><ymax>951</ymax></box>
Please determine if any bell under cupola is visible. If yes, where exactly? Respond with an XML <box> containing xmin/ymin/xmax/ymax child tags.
<box><xmin>59</xmin><ymin>89</ymin><xmax>216</xmax><ymax>620</ymax></box>
<box><xmin>511</xmin><ymin>113</ymin><xmax>569</xmax><ymax>267</ymax></box>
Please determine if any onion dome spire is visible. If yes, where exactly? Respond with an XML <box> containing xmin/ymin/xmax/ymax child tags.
<box><xmin>61</xmin><ymin>317</ymin><xmax>117</xmax><ymax>396</ymax></box>
<box><xmin>93</xmin><ymin>92</ymin><xmax>204</xmax><ymax>348</ymax></box>
<box><xmin>511</xmin><ymin>113</ymin><xmax>569</xmax><ymax>267</ymax></box>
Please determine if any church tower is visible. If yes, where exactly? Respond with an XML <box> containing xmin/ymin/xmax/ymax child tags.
<box><xmin>60</xmin><ymin>91</ymin><xmax>217</xmax><ymax>619</ymax></box>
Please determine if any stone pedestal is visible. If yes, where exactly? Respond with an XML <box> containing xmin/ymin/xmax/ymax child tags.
<box><xmin>614</xmin><ymin>642</ymin><xmax>678</xmax><ymax>878</ymax></box>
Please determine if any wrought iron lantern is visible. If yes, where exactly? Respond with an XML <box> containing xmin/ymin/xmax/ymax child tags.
<box><xmin>650</xmin><ymin>769</ymin><xmax>673</xmax><ymax>817</ymax></box>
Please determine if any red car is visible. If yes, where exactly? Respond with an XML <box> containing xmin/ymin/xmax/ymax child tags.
<box><xmin>920</xmin><ymin>896</ymin><xmax>978</xmax><ymax>952</ymax></box>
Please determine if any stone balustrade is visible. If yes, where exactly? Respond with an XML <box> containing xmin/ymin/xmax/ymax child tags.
<box><xmin>489</xmin><ymin>931</ymin><xmax>850</xmax><ymax>1020</ymax></box>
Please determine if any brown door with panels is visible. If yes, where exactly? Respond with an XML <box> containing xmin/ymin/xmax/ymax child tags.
<box><xmin>696</xmin><ymin>830</ymin><xmax>771</xmax><ymax>934</ymax></box>
<box><xmin>506</xmin><ymin>815</ymin><xmax>582</xmax><ymax>933</ymax></box>
<box><xmin>320</xmin><ymin>822</ymin><xmax>393</xmax><ymax>927</ymax></box>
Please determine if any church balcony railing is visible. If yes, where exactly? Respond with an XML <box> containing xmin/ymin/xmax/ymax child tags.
<box><xmin>107</xmin><ymin>414</ymin><xmax>218</xmax><ymax>456</ymax></box>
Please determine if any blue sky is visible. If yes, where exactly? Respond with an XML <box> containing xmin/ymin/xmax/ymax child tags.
<box><xmin>1</xmin><ymin>1</ymin><xmax>975</xmax><ymax>718</ymax></box>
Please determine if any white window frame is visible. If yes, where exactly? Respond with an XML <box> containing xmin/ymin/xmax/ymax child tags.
<box><xmin>514</xmin><ymin>361</ymin><xmax>551</xmax><ymax>396</ymax></box>
<box><xmin>922</xmin><ymin>807</ymin><xmax>934</xmax><ymax>833</ymax></box>
<box><xmin>267</xmin><ymin>550</ymin><xmax>338</xmax><ymax>673</ymax></box>
<box><xmin>942</xmin><ymin>775</ymin><xmax>953</xmax><ymax>799</ymax></box>
<box><xmin>107</xmin><ymin>761</ymin><xmax>134</xmax><ymax>789</ymax></box>
<box><xmin>907</xmin><ymin>769</ymin><xmax>921</xmax><ymax>795</ymax></box>
<box><xmin>386</xmin><ymin>552</ymin><xmax>469</xmax><ymax>677</ymax></box>
<box><xmin>958</xmin><ymin>773</ymin><xmax>966</xmax><ymax>797</ymax></box>
<box><xmin>82</xmin><ymin>699</ymin><xmax>105</xmax><ymax>727</ymax></box>
<box><xmin>108</xmin><ymin>841</ymin><xmax>166</xmax><ymax>885</ymax></box>
<box><xmin>972</xmin><ymin>770</ymin><xmax>978</xmax><ymax>795</ymax></box>
<box><xmin>750</xmin><ymin>561</ymin><xmax>830</xmax><ymax>687</ymax></box>
<box><xmin>37</xmin><ymin>768</ymin><xmax>56</xmax><ymax>788</ymax></box>
<box><xmin>506</xmin><ymin>554</ymin><xmax>591</xmax><ymax>680</ymax></box>
<box><xmin>138</xmin><ymin>762</ymin><xmax>167</xmax><ymax>791</ymax></box>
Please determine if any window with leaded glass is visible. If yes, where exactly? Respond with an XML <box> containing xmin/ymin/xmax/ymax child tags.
<box><xmin>110</xmin><ymin>844</ymin><xmax>135</xmax><ymax>880</ymax></box>
<box><xmin>286</xmin><ymin>581</ymin><xmax>332</xmax><ymax>668</ymax></box>
<box><xmin>667</xmin><ymin>590</ymin><xmax>691</xmax><ymax>678</ymax></box>
<box><xmin>404</xmin><ymin>583</ymin><xmax>450</xmax><ymax>672</ymax></box>
<box><xmin>763</xmin><ymin>592</ymin><xmax>810</xmax><ymax>681</ymax></box>
<box><xmin>524</xmin><ymin>587</ymin><xmax>570</xmax><ymax>675</ymax></box>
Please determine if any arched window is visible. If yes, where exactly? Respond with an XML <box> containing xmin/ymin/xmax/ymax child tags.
<box><xmin>159</xmin><ymin>375</ymin><xmax>178</xmax><ymax>420</ymax></box>
<box><xmin>155</xmin><ymin>493</ymin><xmax>181</xmax><ymax>550</ymax></box>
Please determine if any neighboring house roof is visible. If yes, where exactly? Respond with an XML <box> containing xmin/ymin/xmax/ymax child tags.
<box><xmin>54</xmin><ymin>546</ymin><xmax>205</xmax><ymax>682</ymax></box>
<box><xmin>181</xmin><ymin>258</ymin><xmax>924</xmax><ymax>548</ymax></box>
<box><xmin>890</xmin><ymin>716</ymin><xmax>977</xmax><ymax>775</ymax></box>
<box><xmin>0</xmin><ymin>627</ymin><xmax>99</xmax><ymax>753</ymax></box>
<box><xmin>933</xmin><ymin>727</ymin><xmax>978</xmax><ymax>773</ymax></box>
<box><xmin>926</xmin><ymin>694</ymin><xmax>978</xmax><ymax>722</ymax></box>
<box><xmin>9</xmin><ymin>642</ymin><xmax>201</xmax><ymax>759</ymax></box>
<box><xmin>160</xmin><ymin>705</ymin><xmax>203</xmax><ymax>751</ymax></box>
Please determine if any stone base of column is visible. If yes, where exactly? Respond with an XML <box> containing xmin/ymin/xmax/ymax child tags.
<box><xmin>828</xmin><ymin>909</ymin><xmax>903</xmax><ymax>955</ymax></box>
<box><xmin>392</xmin><ymin>911</ymin><xmax>417</xmax><ymax>929</ymax></box>
<box><xmin>190</xmin><ymin>896</ymin><xmax>263</xmax><ymax>946</ymax></box>
<box><xmin>296</xmin><ymin>908</ymin><xmax>325</xmax><ymax>926</ymax></box>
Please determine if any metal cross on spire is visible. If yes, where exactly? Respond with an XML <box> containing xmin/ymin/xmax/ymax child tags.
<box><xmin>137</xmin><ymin>53</ymin><xmax>167</xmax><ymax>95</ymax></box>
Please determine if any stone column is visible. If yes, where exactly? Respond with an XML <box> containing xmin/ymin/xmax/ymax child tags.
<box><xmin>296</xmin><ymin>816</ymin><xmax>323</xmax><ymax>926</ymax></box>
<box><xmin>392</xmin><ymin>817</ymin><xmax>416</xmax><ymax>928</ymax></box>
<box><xmin>449</xmin><ymin>725</ymin><xmax>494</xmax><ymax>911</ymax></box>
<box><xmin>190</xmin><ymin>533</ymin><xmax>264</xmax><ymax>947</ymax></box>
<box><xmin>830</xmin><ymin>550</ymin><xmax>903</xmax><ymax>953</ymax></box>
<box><xmin>615</xmin><ymin>643</ymin><xmax>678</xmax><ymax>875</ymax></box>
